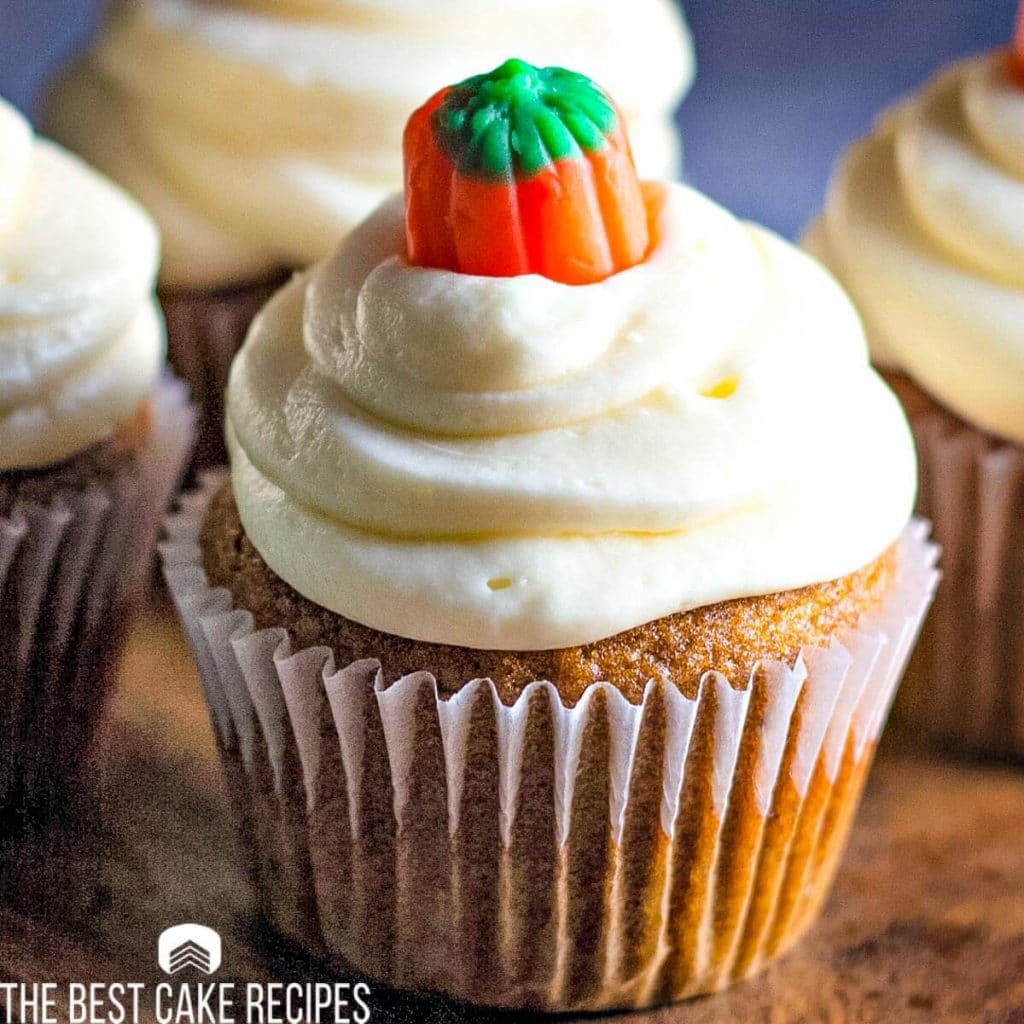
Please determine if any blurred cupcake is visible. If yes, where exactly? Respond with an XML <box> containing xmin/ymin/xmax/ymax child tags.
<box><xmin>805</xmin><ymin>18</ymin><xmax>1024</xmax><ymax>758</ymax></box>
<box><xmin>46</xmin><ymin>0</ymin><xmax>694</xmax><ymax>465</ymax></box>
<box><xmin>163</xmin><ymin>61</ymin><xmax>935</xmax><ymax>1010</ymax></box>
<box><xmin>0</xmin><ymin>98</ymin><xmax>194</xmax><ymax>817</ymax></box>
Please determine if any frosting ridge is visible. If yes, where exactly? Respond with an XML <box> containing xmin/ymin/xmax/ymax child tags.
<box><xmin>228</xmin><ymin>182</ymin><xmax>916</xmax><ymax>649</ymax></box>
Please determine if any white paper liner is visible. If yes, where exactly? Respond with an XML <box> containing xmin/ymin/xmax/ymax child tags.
<box><xmin>897</xmin><ymin>411</ymin><xmax>1024</xmax><ymax>757</ymax></box>
<box><xmin>162</xmin><ymin>474</ymin><xmax>937</xmax><ymax>1012</ymax></box>
<box><xmin>0</xmin><ymin>376</ymin><xmax>195</xmax><ymax>815</ymax></box>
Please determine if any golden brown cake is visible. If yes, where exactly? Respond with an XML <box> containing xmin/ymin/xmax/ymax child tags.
<box><xmin>201</xmin><ymin>482</ymin><xmax>898</xmax><ymax>705</ymax></box>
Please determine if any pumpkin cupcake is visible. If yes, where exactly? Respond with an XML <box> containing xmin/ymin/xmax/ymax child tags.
<box><xmin>0</xmin><ymin>98</ymin><xmax>194</xmax><ymax>818</ymax></box>
<box><xmin>163</xmin><ymin>60</ymin><xmax>936</xmax><ymax>1010</ymax></box>
<box><xmin>45</xmin><ymin>0</ymin><xmax>694</xmax><ymax>465</ymax></box>
<box><xmin>805</xmin><ymin>9</ymin><xmax>1024</xmax><ymax>759</ymax></box>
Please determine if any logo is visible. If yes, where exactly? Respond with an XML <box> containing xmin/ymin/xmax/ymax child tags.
<box><xmin>3</xmin><ymin>922</ymin><xmax>373</xmax><ymax>1024</ymax></box>
<box><xmin>157</xmin><ymin>924</ymin><xmax>222</xmax><ymax>976</ymax></box>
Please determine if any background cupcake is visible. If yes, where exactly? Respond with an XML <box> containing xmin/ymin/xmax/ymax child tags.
<box><xmin>45</xmin><ymin>0</ymin><xmax>694</xmax><ymax>464</ymax></box>
<box><xmin>0</xmin><ymin>98</ymin><xmax>194</xmax><ymax>818</ymax></box>
<box><xmin>805</xmin><ymin>20</ymin><xmax>1024</xmax><ymax>758</ymax></box>
<box><xmin>163</xmin><ymin>60</ymin><xmax>936</xmax><ymax>1010</ymax></box>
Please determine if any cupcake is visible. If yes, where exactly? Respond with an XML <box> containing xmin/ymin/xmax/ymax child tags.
<box><xmin>162</xmin><ymin>60</ymin><xmax>936</xmax><ymax>1011</ymax></box>
<box><xmin>805</xmin><ymin>17</ymin><xmax>1024</xmax><ymax>759</ymax></box>
<box><xmin>45</xmin><ymin>0</ymin><xmax>694</xmax><ymax>465</ymax></box>
<box><xmin>0</xmin><ymin>98</ymin><xmax>195</xmax><ymax>817</ymax></box>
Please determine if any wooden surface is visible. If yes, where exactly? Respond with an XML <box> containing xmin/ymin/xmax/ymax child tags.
<box><xmin>3</xmin><ymin>607</ymin><xmax>1024</xmax><ymax>1024</ymax></box>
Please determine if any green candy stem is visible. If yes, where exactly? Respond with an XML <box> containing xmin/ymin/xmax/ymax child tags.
<box><xmin>432</xmin><ymin>58</ymin><xmax>618</xmax><ymax>182</ymax></box>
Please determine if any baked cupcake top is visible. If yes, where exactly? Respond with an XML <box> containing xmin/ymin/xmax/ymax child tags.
<box><xmin>0</xmin><ymin>98</ymin><xmax>162</xmax><ymax>471</ymax></box>
<box><xmin>806</xmin><ymin>28</ymin><xmax>1024</xmax><ymax>446</ymax></box>
<box><xmin>46</xmin><ymin>0</ymin><xmax>693</xmax><ymax>291</ymax></box>
<box><xmin>226</xmin><ymin>60</ymin><xmax>916</xmax><ymax>651</ymax></box>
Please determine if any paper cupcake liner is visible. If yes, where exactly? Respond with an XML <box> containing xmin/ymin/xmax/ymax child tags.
<box><xmin>0</xmin><ymin>376</ymin><xmax>195</xmax><ymax>818</ymax></box>
<box><xmin>161</xmin><ymin>275</ymin><xmax>287</xmax><ymax>470</ymax></box>
<box><xmin>896</xmin><ymin>411</ymin><xmax>1024</xmax><ymax>758</ymax></box>
<box><xmin>162</xmin><ymin>476</ymin><xmax>937</xmax><ymax>1012</ymax></box>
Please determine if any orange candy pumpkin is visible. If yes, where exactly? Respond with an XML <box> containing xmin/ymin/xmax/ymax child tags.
<box><xmin>403</xmin><ymin>59</ymin><xmax>650</xmax><ymax>286</ymax></box>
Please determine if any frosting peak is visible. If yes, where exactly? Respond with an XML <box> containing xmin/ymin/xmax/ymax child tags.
<box><xmin>228</xmin><ymin>182</ymin><xmax>916</xmax><ymax>649</ymax></box>
<box><xmin>0</xmin><ymin>99</ymin><xmax>162</xmax><ymax>470</ymax></box>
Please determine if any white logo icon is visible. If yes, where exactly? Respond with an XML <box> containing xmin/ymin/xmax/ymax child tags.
<box><xmin>158</xmin><ymin>924</ymin><xmax>222</xmax><ymax>975</ymax></box>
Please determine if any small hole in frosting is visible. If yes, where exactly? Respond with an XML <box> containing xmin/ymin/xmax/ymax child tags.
<box><xmin>487</xmin><ymin>577</ymin><xmax>513</xmax><ymax>591</ymax></box>
<box><xmin>700</xmin><ymin>375</ymin><xmax>740</xmax><ymax>400</ymax></box>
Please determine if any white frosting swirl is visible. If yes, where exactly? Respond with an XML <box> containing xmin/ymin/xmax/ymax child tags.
<box><xmin>806</xmin><ymin>54</ymin><xmax>1024</xmax><ymax>445</ymax></box>
<box><xmin>227</xmin><ymin>183</ymin><xmax>916</xmax><ymax>650</ymax></box>
<box><xmin>47</xmin><ymin>0</ymin><xmax>694</xmax><ymax>291</ymax></box>
<box><xmin>0</xmin><ymin>99</ymin><xmax>162</xmax><ymax>471</ymax></box>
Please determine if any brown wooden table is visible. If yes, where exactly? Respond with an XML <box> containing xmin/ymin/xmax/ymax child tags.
<box><xmin>2</xmin><ymin>607</ymin><xmax>1024</xmax><ymax>1024</ymax></box>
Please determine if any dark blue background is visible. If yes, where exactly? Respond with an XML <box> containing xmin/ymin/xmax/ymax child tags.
<box><xmin>0</xmin><ymin>0</ymin><xmax>1017</xmax><ymax>237</ymax></box>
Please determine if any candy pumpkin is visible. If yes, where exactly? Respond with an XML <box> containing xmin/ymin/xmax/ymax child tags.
<box><xmin>403</xmin><ymin>58</ymin><xmax>650</xmax><ymax>285</ymax></box>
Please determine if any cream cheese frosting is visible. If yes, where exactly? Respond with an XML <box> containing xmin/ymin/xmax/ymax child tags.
<box><xmin>226</xmin><ymin>182</ymin><xmax>917</xmax><ymax>650</ymax></box>
<box><xmin>806</xmin><ymin>53</ymin><xmax>1024</xmax><ymax>446</ymax></box>
<box><xmin>0</xmin><ymin>98</ymin><xmax>163</xmax><ymax>471</ymax></box>
<box><xmin>46</xmin><ymin>0</ymin><xmax>694</xmax><ymax>291</ymax></box>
